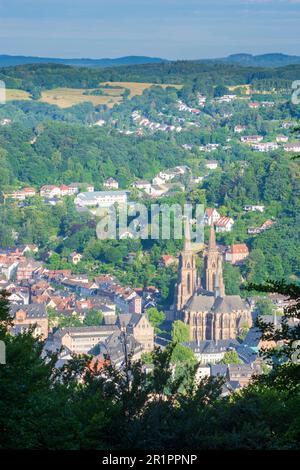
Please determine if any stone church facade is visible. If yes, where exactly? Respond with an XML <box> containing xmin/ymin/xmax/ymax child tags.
<box><xmin>175</xmin><ymin>225</ymin><xmax>252</xmax><ymax>341</ymax></box>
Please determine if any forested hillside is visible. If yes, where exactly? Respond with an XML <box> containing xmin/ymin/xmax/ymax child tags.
<box><xmin>1</xmin><ymin>62</ymin><xmax>300</xmax><ymax>98</ymax></box>
<box><xmin>0</xmin><ymin>61</ymin><xmax>299</xmax><ymax>292</ymax></box>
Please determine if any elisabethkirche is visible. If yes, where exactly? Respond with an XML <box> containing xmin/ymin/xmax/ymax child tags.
<box><xmin>175</xmin><ymin>224</ymin><xmax>252</xmax><ymax>341</ymax></box>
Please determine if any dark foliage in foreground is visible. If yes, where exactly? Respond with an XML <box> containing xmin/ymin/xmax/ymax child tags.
<box><xmin>0</xmin><ymin>285</ymin><xmax>300</xmax><ymax>450</ymax></box>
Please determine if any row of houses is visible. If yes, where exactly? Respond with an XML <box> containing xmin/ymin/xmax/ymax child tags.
<box><xmin>247</xmin><ymin>219</ymin><xmax>275</xmax><ymax>234</ymax></box>
<box><xmin>3</xmin><ymin>182</ymin><xmax>94</xmax><ymax>201</ymax></box>
<box><xmin>177</xmin><ymin>100</ymin><xmax>201</xmax><ymax>115</ymax></box>
<box><xmin>132</xmin><ymin>110</ymin><xmax>182</xmax><ymax>133</ymax></box>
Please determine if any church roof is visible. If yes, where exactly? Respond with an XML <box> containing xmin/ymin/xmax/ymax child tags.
<box><xmin>211</xmin><ymin>295</ymin><xmax>250</xmax><ymax>314</ymax></box>
<box><xmin>186</xmin><ymin>293</ymin><xmax>215</xmax><ymax>312</ymax></box>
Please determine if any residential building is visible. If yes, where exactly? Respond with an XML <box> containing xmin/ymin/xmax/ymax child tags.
<box><xmin>241</xmin><ymin>135</ymin><xmax>263</xmax><ymax>144</ymax></box>
<box><xmin>215</xmin><ymin>216</ymin><xmax>234</xmax><ymax>232</ymax></box>
<box><xmin>252</xmin><ymin>142</ymin><xmax>278</xmax><ymax>152</ymax></box>
<box><xmin>248</xmin><ymin>102</ymin><xmax>260</xmax><ymax>109</ymax></box>
<box><xmin>114</xmin><ymin>288</ymin><xmax>142</xmax><ymax>314</ymax></box>
<box><xmin>234</xmin><ymin>125</ymin><xmax>246</xmax><ymax>133</ymax></box>
<box><xmin>96</xmin><ymin>331</ymin><xmax>144</xmax><ymax>367</ymax></box>
<box><xmin>103</xmin><ymin>178</ymin><xmax>119</xmax><ymax>190</ymax></box>
<box><xmin>75</xmin><ymin>190</ymin><xmax>128</xmax><ymax>207</ymax></box>
<box><xmin>205</xmin><ymin>160</ymin><xmax>218</xmax><ymax>170</ymax></box>
<box><xmin>284</xmin><ymin>143</ymin><xmax>300</xmax><ymax>153</ymax></box>
<box><xmin>183</xmin><ymin>340</ymin><xmax>239</xmax><ymax>364</ymax></box>
<box><xmin>118</xmin><ymin>313</ymin><xmax>154</xmax><ymax>352</ymax></box>
<box><xmin>16</xmin><ymin>260</ymin><xmax>41</xmax><ymax>281</ymax></box>
<box><xmin>4</xmin><ymin>187</ymin><xmax>36</xmax><ymax>201</ymax></box>
<box><xmin>10</xmin><ymin>303</ymin><xmax>48</xmax><ymax>339</ymax></box>
<box><xmin>69</xmin><ymin>252</ymin><xmax>83</xmax><ymax>265</ymax></box>
<box><xmin>40</xmin><ymin>185</ymin><xmax>61</xmax><ymax>198</ymax></box>
<box><xmin>204</xmin><ymin>208</ymin><xmax>221</xmax><ymax>226</ymax></box>
<box><xmin>225</xmin><ymin>244</ymin><xmax>249</xmax><ymax>264</ymax></box>
<box><xmin>59</xmin><ymin>185</ymin><xmax>73</xmax><ymax>196</ymax></box>
<box><xmin>276</xmin><ymin>135</ymin><xmax>289</xmax><ymax>143</ymax></box>
<box><xmin>149</xmin><ymin>184</ymin><xmax>169</xmax><ymax>198</ymax></box>
<box><xmin>244</xmin><ymin>205</ymin><xmax>265</xmax><ymax>213</ymax></box>
<box><xmin>57</xmin><ymin>325</ymin><xmax>120</xmax><ymax>354</ymax></box>
<box><xmin>159</xmin><ymin>255</ymin><xmax>178</xmax><ymax>267</ymax></box>
<box><xmin>131</xmin><ymin>180</ymin><xmax>152</xmax><ymax>193</ymax></box>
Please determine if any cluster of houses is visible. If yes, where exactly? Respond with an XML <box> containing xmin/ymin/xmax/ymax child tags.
<box><xmin>247</xmin><ymin>219</ymin><xmax>275</xmax><ymax>235</ymax></box>
<box><xmin>248</xmin><ymin>101</ymin><xmax>275</xmax><ymax>109</ymax></box>
<box><xmin>199</xmin><ymin>143</ymin><xmax>220</xmax><ymax>153</ymax></box>
<box><xmin>177</xmin><ymin>100</ymin><xmax>201</xmax><ymax>115</ymax></box>
<box><xmin>0</xmin><ymin>247</ymin><xmax>159</xmax><ymax>368</ymax></box>
<box><xmin>197</xmin><ymin>94</ymin><xmax>207</xmax><ymax>107</ymax></box>
<box><xmin>131</xmin><ymin>110</ymin><xmax>182</xmax><ymax>133</ymax></box>
<box><xmin>131</xmin><ymin>165</ymin><xmax>189</xmax><ymax>198</ymax></box>
<box><xmin>239</xmin><ymin>134</ymin><xmax>299</xmax><ymax>153</ymax></box>
<box><xmin>204</xmin><ymin>207</ymin><xmax>234</xmax><ymax>233</ymax></box>
<box><xmin>214</xmin><ymin>94</ymin><xmax>237</xmax><ymax>104</ymax></box>
<box><xmin>2</xmin><ymin>241</ymin><xmax>297</xmax><ymax>391</ymax></box>
<box><xmin>3</xmin><ymin>182</ymin><xmax>95</xmax><ymax>202</ymax></box>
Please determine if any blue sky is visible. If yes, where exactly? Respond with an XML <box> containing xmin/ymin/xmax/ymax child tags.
<box><xmin>0</xmin><ymin>0</ymin><xmax>299</xmax><ymax>59</ymax></box>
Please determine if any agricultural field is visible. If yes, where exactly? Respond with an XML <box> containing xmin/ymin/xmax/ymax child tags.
<box><xmin>5</xmin><ymin>82</ymin><xmax>182</xmax><ymax>108</ymax></box>
<box><xmin>38</xmin><ymin>87</ymin><xmax>123</xmax><ymax>108</ymax></box>
<box><xmin>5</xmin><ymin>89</ymin><xmax>31</xmax><ymax>101</ymax></box>
<box><xmin>99</xmin><ymin>81</ymin><xmax>182</xmax><ymax>97</ymax></box>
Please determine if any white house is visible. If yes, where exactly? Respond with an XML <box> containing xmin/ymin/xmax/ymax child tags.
<box><xmin>215</xmin><ymin>216</ymin><xmax>235</xmax><ymax>233</ymax></box>
<box><xmin>131</xmin><ymin>180</ymin><xmax>152</xmax><ymax>193</ymax></box>
<box><xmin>149</xmin><ymin>185</ymin><xmax>169</xmax><ymax>198</ymax></box>
<box><xmin>204</xmin><ymin>208</ymin><xmax>221</xmax><ymax>226</ymax></box>
<box><xmin>241</xmin><ymin>135</ymin><xmax>263</xmax><ymax>144</ymax></box>
<box><xmin>244</xmin><ymin>205</ymin><xmax>265</xmax><ymax>213</ymax></box>
<box><xmin>234</xmin><ymin>125</ymin><xmax>246</xmax><ymax>134</ymax></box>
<box><xmin>276</xmin><ymin>135</ymin><xmax>289</xmax><ymax>143</ymax></box>
<box><xmin>103</xmin><ymin>178</ymin><xmax>119</xmax><ymax>190</ymax></box>
<box><xmin>251</xmin><ymin>142</ymin><xmax>278</xmax><ymax>152</ymax></box>
<box><xmin>40</xmin><ymin>185</ymin><xmax>61</xmax><ymax>199</ymax></box>
<box><xmin>4</xmin><ymin>187</ymin><xmax>36</xmax><ymax>201</ymax></box>
<box><xmin>284</xmin><ymin>143</ymin><xmax>300</xmax><ymax>153</ymax></box>
<box><xmin>69</xmin><ymin>183</ymin><xmax>94</xmax><ymax>194</ymax></box>
<box><xmin>205</xmin><ymin>160</ymin><xmax>218</xmax><ymax>170</ymax></box>
<box><xmin>59</xmin><ymin>185</ymin><xmax>74</xmax><ymax>196</ymax></box>
<box><xmin>75</xmin><ymin>191</ymin><xmax>128</xmax><ymax>207</ymax></box>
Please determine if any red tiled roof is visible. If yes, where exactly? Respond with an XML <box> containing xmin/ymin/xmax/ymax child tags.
<box><xmin>215</xmin><ymin>216</ymin><xmax>233</xmax><ymax>227</ymax></box>
<box><xmin>229</xmin><ymin>244</ymin><xmax>249</xmax><ymax>254</ymax></box>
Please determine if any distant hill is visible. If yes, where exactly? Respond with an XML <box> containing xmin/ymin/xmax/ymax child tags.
<box><xmin>0</xmin><ymin>54</ymin><xmax>167</xmax><ymax>68</ymax></box>
<box><xmin>1</xmin><ymin>52</ymin><xmax>300</xmax><ymax>69</ymax></box>
<box><xmin>198</xmin><ymin>53</ymin><xmax>300</xmax><ymax>68</ymax></box>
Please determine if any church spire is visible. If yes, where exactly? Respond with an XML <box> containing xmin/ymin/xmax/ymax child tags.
<box><xmin>215</xmin><ymin>255</ymin><xmax>225</xmax><ymax>298</ymax></box>
<box><xmin>175</xmin><ymin>217</ymin><xmax>197</xmax><ymax>312</ymax></box>
<box><xmin>183</xmin><ymin>216</ymin><xmax>192</xmax><ymax>252</ymax></box>
<box><xmin>208</xmin><ymin>224</ymin><xmax>217</xmax><ymax>252</ymax></box>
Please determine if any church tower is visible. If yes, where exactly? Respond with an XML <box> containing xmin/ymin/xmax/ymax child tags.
<box><xmin>176</xmin><ymin>218</ymin><xmax>197</xmax><ymax>312</ymax></box>
<box><xmin>205</xmin><ymin>225</ymin><xmax>219</xmax><ymax>292</ymax></box>
<box><xmin>214</xmin><ymin>254</ymin><xmax>225</xmax><ymax>298</ymax></box>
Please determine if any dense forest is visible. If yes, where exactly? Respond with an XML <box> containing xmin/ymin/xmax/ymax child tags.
<box><xmin>1</xmin><ymin>61</ymin><xmax>300</xmax><ymax>98</ymax></box>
